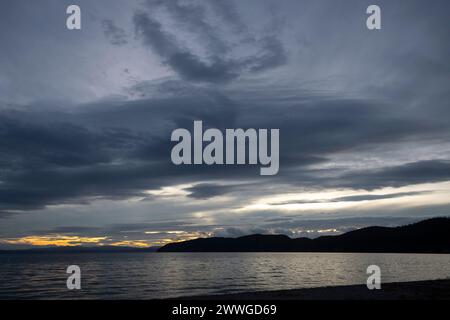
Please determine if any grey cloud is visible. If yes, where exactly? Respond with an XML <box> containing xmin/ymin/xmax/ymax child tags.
<box><xmin>33</xmin><ymin>226</ymin><xmax>104</xmax><ymax>236</ymax></box>
<box><xmin>207</xmin><ymin>0</ymin><xmax>247</xmax><ymax>33</ymax></box>
<box><xmin>108</xmin><ymin>221</ymin><xmax>197</xmax><ymax>233</ymax></box>
<box><xmin>102</xmin><ymin>19</ymin><xmax>128</xmax><ymax>46</ymax></box>
<box><xmin>146</xmin><ymin>0</ymin><xmax>230</xmax><ymax>54</ymax></box>
<box><xmin>1</xmin><ymin>80</ymin><xmax>450</xmax><ymax>216</ymax></box>
<box><xmin>333</xmin><ymin>192</ymin><xmax>427</xmax><ymax>202</ymax></box>
<box><xmin>133</xmin><ymin>11</ymin><xmax>238</xmax><ymax>83</ymax></box>
<box><xmin>133</xmin><ymin>0</ymin><xmax>287</xmax><ymax>83</ymax></box>
<box><xmin>340</xmin><ymin>160</ymin><xmax>450</xmax><ymax>190</ymax></box>
<box><xmin>270</xmin><ymin>191</ymin><xmax>428</xmax><ymax>205</ymax></box>
<box><xmin>245</xmin><ymin>37</ymin><xmax>287</xmax><ymax>73</ymax></box>
<box><xmin>0</xmin><ymin>115</ymin><xmax>116</xmax><ymax>169</ymax></box>
<box><xmin>37</xmin><ymin>221</ymin><xmax>196</xmax><ymax>236</ymax></box>
<box><xmin>185</xmin><ymin>183</ymin><xmax>246</xmax><ymax>199</ymax></box>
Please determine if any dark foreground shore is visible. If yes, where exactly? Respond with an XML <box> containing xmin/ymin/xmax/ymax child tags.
<box><xmin>179</xmin><ymin>279</ymin><xmax>450</xmax><ymax>300</ymax></box>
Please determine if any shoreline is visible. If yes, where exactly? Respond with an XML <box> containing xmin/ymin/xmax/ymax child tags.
<box><xmin>175</xmin><ymin>279</ymin><xmax>450</xmax><ymax>300</ymax></box>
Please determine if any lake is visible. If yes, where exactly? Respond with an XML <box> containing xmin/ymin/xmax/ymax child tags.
<box><xmin>1</xmin><ymin>252</ymin><xmax>449</xmax><ymax>299</ymax></box>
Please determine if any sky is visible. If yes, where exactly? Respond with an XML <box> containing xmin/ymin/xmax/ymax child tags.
<box><xmin>0</xmin><ymin>0</ymin><xmax>449</xmax><ymax>249</ymax></box>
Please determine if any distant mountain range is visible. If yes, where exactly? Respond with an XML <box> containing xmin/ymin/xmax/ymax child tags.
<box><xmin>158</xmin><ymin>218</ymin><xmax>450</xmax><ymax>253</ymax></box>
<box><xmin>2</xmin><ymin>218</ymin><xmax>449</xmax><ymax>254</ymax></box>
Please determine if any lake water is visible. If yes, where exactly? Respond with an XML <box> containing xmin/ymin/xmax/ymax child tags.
<box><xmin>0</xmin><ymin>252</ymin><xmax>449</xmax><ymax>299</ymax></box>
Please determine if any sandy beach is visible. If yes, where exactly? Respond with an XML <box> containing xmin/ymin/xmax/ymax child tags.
<box><xmin>179</xmin><ymin>279</ymin><xmax>450</xmax><ymax>300</ymax></box>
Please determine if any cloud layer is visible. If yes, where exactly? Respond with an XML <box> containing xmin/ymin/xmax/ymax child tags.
<box><xmin>0</xmin><ymin>0</ymin><xmax>449</xmax><ymax>247</ymax></box>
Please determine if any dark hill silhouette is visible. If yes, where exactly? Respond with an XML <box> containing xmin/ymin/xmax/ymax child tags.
<box><xmin>158</xmin><ymin>217</ymin><xmax>450</xmax><ymax>253</ymax></box>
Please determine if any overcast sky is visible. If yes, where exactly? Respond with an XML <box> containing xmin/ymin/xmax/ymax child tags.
<box><xmin>0</xmin><ymin>0</ymin><xmax>449</xmax><ymax>248</ymax></box>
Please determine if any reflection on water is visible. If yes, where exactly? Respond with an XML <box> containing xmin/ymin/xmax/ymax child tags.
<box><xmin>0</xmin><ymin>252</ymin><xmax>449</xmax><ymax>299</ymax></box>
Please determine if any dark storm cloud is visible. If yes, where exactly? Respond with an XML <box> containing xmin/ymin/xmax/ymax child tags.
<box><xmin>0</xmin><ymin>87</ymin><xmax>247</xmax><ymax>215</ymax></box>
<box><xmin>0</xmin><ymin>115</ymin><xmax>115</xmax><ymax>169</ymax></box>
<box><xmin>145</xmin><ymin>0</ymin><xmax>230</xmax><ymax>54</ymax></box>
<box><xmin>1</xmin><ymin>0</ymin><xmax>450</xmax><ymax>230</ymax></box>
<box><xmin>102</xmin><ymin>19</ymin><xmax>128</xmax><ymax>46</ymax></box>
<box><xmin>267</xmin><ymin>100</ymin><xmax>431</xmax><ymax>164</ymax></box>
<box><xmin>340</xmin><ymin>160</ymin><xmax>450</xmax><ymax>190</ymax></box>
<box><xmin>269</xmin><ymin>191</ymin><xmax>427</xmax><ymax>205</ymax></box>
<box><xmin>273</xmin><ymin>159</ymin><xmax>450</xmax><ymax>194</ymax></box>
<box><xmin>184</xmin><ymin>183</ymin><xmax>243</xmax><ymax>199</ymax></box>
<box><xmin>207</xmin><ymin>0</ymin><xmax>247</xmax><ymax>33</ymax></box>
<box><xmin>1</xmin><ymin>78</ymin><xmax>450</xmax><ymax>216</ymax></box>
<box><xmin>0</xmin><ymin>162</ymin><xmax>161</xmax><ymax>214</ymax></box>
<box><xmin>0</xmin><ymin>117</ymin><xmax>153</xmax><ymax>214</ymax></box>
<box><xmin>133</xmin><ymin>0</ymin><xmax>286</xmax><ymax>83</ymax></box>
<box><xmin>332</xmin><ymin>191</ymin><xmax>427</xmax><ymax>202</ymax></box>
<box><xmin>109</xmin><ymin>221</ymin><xmax>195</xmax><ymax>232</ymax></box>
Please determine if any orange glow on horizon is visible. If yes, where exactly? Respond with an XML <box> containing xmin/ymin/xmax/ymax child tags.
<box><xmin>109</xmin><ymin>240</ymin><xmax>150</xmax><ymax>248</ymax></box>
<box><xmin>0</xmin><ymin>235</ymin><xmax>107</xmax><ymax>247</ymax></box>
<box><xmin>0</xmin><ymin>232</ymin><xmax>207</xmax><ymax>248</ymax></box>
